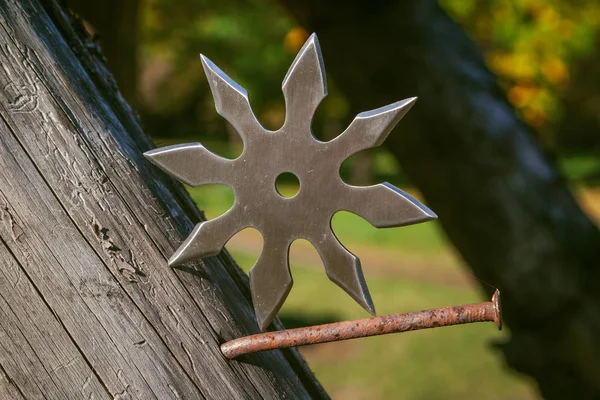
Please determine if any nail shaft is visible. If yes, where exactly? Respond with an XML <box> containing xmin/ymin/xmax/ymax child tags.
<box><xmin>221</xmin><ymin>289</ymin><xmax>501</xmax><ymax>359</ymax></box>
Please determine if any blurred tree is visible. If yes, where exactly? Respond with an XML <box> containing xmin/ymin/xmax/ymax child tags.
<box><xmin>69</xmin><ymin>0</ymin><xmax>140</xmax><ymax>103</ymax></box>
<box><xmin>555</xmin><ymin>32</ymin><xmax>600</xmax><ymax>151</ymax></box>
<box><xmin>70</xmin><ymin>0</ymin><xmax>600</xmax><ymax>154</ymax></box>
<box><xmin>277</xmin><ymin>0</ymin><xmax>600</xmax><ymax>398</ymax></box>
<box><xmin>441</xmin><ymin>0</ymin><xmax>600</xmax><ymax>151</ymax></box>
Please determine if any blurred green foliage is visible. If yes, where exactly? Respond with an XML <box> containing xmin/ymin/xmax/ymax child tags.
<box><xmin>140</xmin><ymin>0</ymin><xmax>349</xmax><ymax>140</ymax></box>
<box><xmin>140</xmin><ymin>0</ymin><xmax>600</xmax><ymax>189</ymax></box>
<box><xmin>140</xmin><ymin>0</ymin><xmax>600</xmax><ymax>154</ymax></box>
<box><xmin>142</xmin><ymin>0</ymin><xmax>290</xmax><ymax>119</ymax></box>
<box><xmin>441</xmin><ymin>0</ymin><xmax>600</xmax><ymax>142</ymax></box>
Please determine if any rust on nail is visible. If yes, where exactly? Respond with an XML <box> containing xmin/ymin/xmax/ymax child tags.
<box><xmin>221</xmin><ymin>289</ymin><xmax>502</xmax><ymax>359</ymax></box>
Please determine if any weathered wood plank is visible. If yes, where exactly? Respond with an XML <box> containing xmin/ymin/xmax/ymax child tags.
<box><xmin>0</xmin><ymin>363</ymin><xmax>25</xmax><ymax>400</ymax></box>
<box><xmin>38</xmin><ymin>8</ymin><xmax>324</xmax><ymax>394</ymax></box>
<box><xmin>0</xmin><ymin>2</ymin><xmax>307</xmax><ymax>398</ymax></box>
<box><xmin>0</xmin><ymin>0</ymin><xmax>326</xmax><ymax>398</ymax></box>
<box><xmin>0</xmin><ymin>240</ymin><xmax>109</xmax><ymax>399</ymax></box>
<box><xmin>0</xmin><ymin>113</ymin><xmax>204</xmax><ymax>399</ymax></box>
<box><xmin>0</xmin><ymin>32</ymin><xmax>260</xmax><ymax>400</ymax></box>
<box><xmin>40</xmin><ymin>1</ymin><xmax>324</xmax><ymax>397</ymax></box>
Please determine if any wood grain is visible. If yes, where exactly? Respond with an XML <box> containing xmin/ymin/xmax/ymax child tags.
<box><xmin>0</xmin><ymin>0</ymin><xmax>327</xmax><ymax>398</ymax></box>
<box><xmin>0</xmin><ymin>241</ymin><xmax>109</xmax><ymax>399</ymax></box>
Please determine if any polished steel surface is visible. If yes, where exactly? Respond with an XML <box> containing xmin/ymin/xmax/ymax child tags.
<box><xmin>145</xmin><ymin>34</ymin><xmax>437</xmax><ymax>330</ymax></box>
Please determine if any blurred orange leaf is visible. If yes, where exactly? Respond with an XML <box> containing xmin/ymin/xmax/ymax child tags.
<box><xmin>284</xmin><ymin>27</ymin><xmax>309</xmax><ymax>54</ymax></box>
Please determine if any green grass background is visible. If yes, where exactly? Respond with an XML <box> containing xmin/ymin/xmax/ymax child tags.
<box><xmin>188</xmin><ymin>184</ymin><xmax>539</xmax><ymax>400</ymax></box>
<box><xmin>153</xmin><ymin>92</ymin><xmax>600</xmax><ymax>400</ymax></box>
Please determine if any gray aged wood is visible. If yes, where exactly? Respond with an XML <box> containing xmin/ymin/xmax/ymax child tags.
<box><xmin>0</xmin><ymin>0</ymin><xmax>327</xmax><ymax>398</ymax></box>
<box><xmin>0</xmin><ymin>362</ymin><xmax>25</xmax><ymax>400</ymax></box>
<box><xmin>0</xmin><ymin>240</ymin><xmax>108</xmax><ymax>399</ymax></box>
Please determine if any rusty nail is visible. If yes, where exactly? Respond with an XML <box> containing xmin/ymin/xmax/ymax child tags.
<box><xmin>221</xmin><ymin>289</ymin><xmax>502</xmax><ymax>359</ymax></box>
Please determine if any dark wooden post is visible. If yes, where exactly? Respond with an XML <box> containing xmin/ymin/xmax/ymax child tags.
<box><xmin>0</xmin><ymin>0</ymin><xmax>326</xmax><ymax>398</ymax></box>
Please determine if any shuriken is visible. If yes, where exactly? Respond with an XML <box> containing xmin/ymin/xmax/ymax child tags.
<box><xmin>145</xmin><ymin>34</ymin><xmax>437</xmax><ymax>330</ymax></box>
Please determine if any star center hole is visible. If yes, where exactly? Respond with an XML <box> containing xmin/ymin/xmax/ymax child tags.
<box><xmin>275</xmin><ymin>172</ymin><xmax>300</xmax><ymax>198</ymax></box>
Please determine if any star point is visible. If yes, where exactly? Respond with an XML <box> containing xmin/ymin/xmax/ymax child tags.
<box><xmin>146</xmin><ymin>33</ymin><xmax>436</xmax><ymax>330</ymax></box>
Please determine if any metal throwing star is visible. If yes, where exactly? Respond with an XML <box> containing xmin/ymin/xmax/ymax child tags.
<box><xmin>145</xmin><ymin>34</ymin><xmax>437</xmax><ymax>330</ymax></box>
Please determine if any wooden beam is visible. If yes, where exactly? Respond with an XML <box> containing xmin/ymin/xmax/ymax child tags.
<box><xmin>0</xmin><ymin>0</ymin><xmax>326</xmax><ymax>398</ymax></box>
